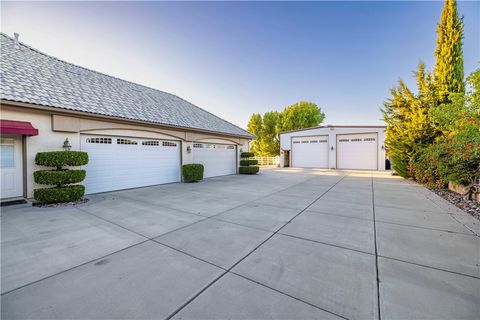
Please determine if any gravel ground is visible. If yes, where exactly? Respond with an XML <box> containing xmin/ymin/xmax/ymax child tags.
<box><xmin>33</xmin><ymin>198</ymin><xmax>89</xmax><ymax>208</ymax></box>
<box><xmin>433</xmin><ymin>188</ymin><xmax>480</xmax><ymax>221</ymax></box>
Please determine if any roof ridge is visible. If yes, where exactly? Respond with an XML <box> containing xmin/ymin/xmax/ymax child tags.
<box><xmin>0</xmin><ymin>33</ymin><xmax>251</xmax><ymax>136</ymax></box>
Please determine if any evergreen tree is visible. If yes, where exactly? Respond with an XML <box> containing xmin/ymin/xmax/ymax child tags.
<box><xmin>383</xmin><ymin>63</ymin><xmax>438</xmax><ymax>177</ymax></box>
<box><xmin>434</xmin><ymin>0</ymin><xmax>464</xmax><ymax>103</ymax></box>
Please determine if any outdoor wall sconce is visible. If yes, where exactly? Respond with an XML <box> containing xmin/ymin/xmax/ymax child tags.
<box><xmin>381</xmin><ymin>145</ymin><xmax>385</xmax><ymax>150</ymax></box>
<box><xmin>186</xmin><ymin>145</ymin><xmax>191</xmax><ymax>153</ymax></box>
<box><xmin>62</xmin><ymin>138</ymin><xmax>72</xmax><ymax>151</ymax></box>
<box><xmin>330</xmin><ymin>146</ymin><xmax>334</xmax><ymax>151</ymax></box>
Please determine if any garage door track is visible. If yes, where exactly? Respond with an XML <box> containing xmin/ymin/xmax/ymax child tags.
<box><xmin>1</xmin><ymin>169</ymin><xmax>479</xmax><ymax>319</ymax></box>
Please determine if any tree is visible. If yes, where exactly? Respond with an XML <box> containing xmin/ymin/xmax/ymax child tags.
<box><xmin>434</xmin><ymin>0</ymin><xmax>464</xmax><ymax>103</ymax></box>
<box><xmin>246</xmin><ymin>113</ymin><xmax>263</xmax><ymax>154</ymax></box>
<box><xmin>246</xmin><ymin>101</ymin><xmax>325</xmax><ymax>156</ymax></box>
<box><xmin>279</xmin><ymin>101</ymin><xmax>325</xmax><ymax>132</ymax></box>
<box><xmin>382</xmin><ymin>62</ymin><xmax>438</xmax><ymax>177</ymax></box>
<box><xmin>258</xmin><ymin>111</ymin><xmax>281</xmax><ymax>156</ymax></box>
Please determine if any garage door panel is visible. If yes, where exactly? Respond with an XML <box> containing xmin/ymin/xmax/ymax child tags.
<box><xmin>81</xmin><ymin>135</ymin><xmax>180</xmax><ymax>194</ymax></box>
<box><xmin>193</xmin><ymin>144</ymin><xmax>236</xmax><ymax>178</ymax></box>
<box><xmin>292</xmin><ymin>136</ymin><xmax>329</xmax><ymax>168</ymax></box>
<box><xmin>337</xmin><ymin>133</ymin><xmax>377</xmax><ymax>170</ymax></box>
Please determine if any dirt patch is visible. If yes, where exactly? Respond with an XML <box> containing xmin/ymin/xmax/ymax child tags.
<box><xmin>433</xmin><ymin>188</ymin><xmax>480</xmax><ymax>221</ymax></box>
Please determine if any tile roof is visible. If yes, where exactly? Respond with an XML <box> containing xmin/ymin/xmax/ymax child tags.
<box><xmin>0</xmin><ymin>33</ymin><xmax>253</xmax><ymax>138</ymax></box>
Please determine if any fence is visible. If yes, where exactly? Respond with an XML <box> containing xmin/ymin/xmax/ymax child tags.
<box><xmin>252</xmin><ymin>156</ymin><xmax>280</xmax><ymax>166</ymax></box>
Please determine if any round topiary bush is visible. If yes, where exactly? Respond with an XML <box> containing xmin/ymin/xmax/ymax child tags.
<box><xmin>183</xmin><ymin>164</ymin><xmax>204</xmax><ymax>182</ymax></box>
<box><xmin>239</xmin><ymin>152</ymin><xmax>259</xmax><ymax>175</ymax></box>
<box><xmin>33</xmin><ymin>151</ymin><xmax>89</xmax><ymax>204</ymax></box>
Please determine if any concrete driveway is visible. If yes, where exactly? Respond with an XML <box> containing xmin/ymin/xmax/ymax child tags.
<box><xmin>1</xmin><ymin>168</ymin><xmax>479</xmax><ymax>319</ymax></box>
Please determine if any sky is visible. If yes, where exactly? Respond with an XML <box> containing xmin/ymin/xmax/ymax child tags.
<box><xmin>1</xmin><ymin>1</ymin><xmax>479</xmax><ymax>129</ymax></box>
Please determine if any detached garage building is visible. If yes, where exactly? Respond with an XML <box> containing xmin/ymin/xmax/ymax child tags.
<box><xmin>0</xmin><ymin>34</ymin><xmax>253</xmax><ymax>200</ymax></box>
<box><xmin>280</xmin><ymin>125</ymin><xmax>386</xmax><ymax>170</ymax></box>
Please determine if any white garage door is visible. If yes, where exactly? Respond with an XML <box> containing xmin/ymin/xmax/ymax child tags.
<box><xmin>81</xmin><ymin>135</ymin><xmax>180</xmax><ymax>194</ymax></box>
<box><xmin>291</xmin><ymin>136</ymin><xmax>329</xmax><ymax>168</ymax></box>
<box><xmin>192</xmin><ymin>143</ymin><xmax>237</xmax><ymax>178</ymax></box>
<box><xmin>337</xmin><ymin>133</ymin><xmax>378</xmax><ymax>170</ymax></box>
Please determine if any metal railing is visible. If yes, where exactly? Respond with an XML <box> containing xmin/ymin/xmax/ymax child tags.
<box><xmin>252</xmin><ymin>156</ymin><xmax>280</xmax><ymax>166</ymax></box>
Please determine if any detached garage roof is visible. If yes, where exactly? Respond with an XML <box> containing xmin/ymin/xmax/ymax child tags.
<box><xmin>0</xmin><ymin>33</ymin><xmax>253</xmax><ymax>138</ymax></box>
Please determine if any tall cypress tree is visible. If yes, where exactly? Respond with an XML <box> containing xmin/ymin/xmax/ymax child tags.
<box><xmin>434</xmin><ymin>0</ymin><xmax>464</xmax><ymax>103</ymax></box>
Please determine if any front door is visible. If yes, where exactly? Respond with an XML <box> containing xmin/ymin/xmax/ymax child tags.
<box><xmin>1</xmin><ymin>137</ymin><xmax>23</xmax><ymax>199</ymax></box>
<box><xmin>284</xmin><ymin>150</ymin><xmax>290</xmax><ymax>167</ymax></box>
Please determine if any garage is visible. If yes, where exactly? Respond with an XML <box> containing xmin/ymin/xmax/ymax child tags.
<box><xmin>291</xmin><ymin>136</ymin><xmax>329</xmax><ymax>168</ymax></box>
<box><xmin>192</xmin><ymin>143</ymin><xmax>237</xmax><ymax>178</ymax></box>
<box><xmin>81</xmin><ymin>135</ymin><xmax>181</xmax><ymax>194</ymax></box>
<box><xmin>279</xmin><ymin>125</ymin><xmax>386</xmax><ymax>170</ymax></box>
<box><xmin>336</xmin><ymin>133</ymin><xmax>378</xmax><ymax>170</ymax></box>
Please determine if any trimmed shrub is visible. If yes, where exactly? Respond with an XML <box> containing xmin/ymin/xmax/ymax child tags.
<box><xmin>239</xmin><ymin>166</ymin><xmax>259</xmax><ymax>174</ymax></box>
<box><xmin>240</xmin><ymin>159</ymin><xmax>258</xmax><ymax>166</ymax></box>
<box><xmin>33</xmin><ymin>150</ymin><xmax>89</xmax><ymax>204</ymax></box>
<box><xmin>33</xmin><ymin>185</ymin><xmax>85</xmax><ymax>204</ymax></box>
<box><xmin>240</xmin><ymin>152</ymin><xmax>255</xmax><ymax>158</ymax></box>
<box><xmin>34</xmin><ymin>169</ymin><xmax>86</xmax><ymax>186</ymax></box>
<box><xmin>239</xmin><ymin>151</ymin><xmax>259</xmax><ymax>175</ymax></box>
<box><xmin>183</xmin><ymin>164</ymin><xmax>204</xmax><ymax>182</ymax></box>
<box><xmin>35</xmin><ymin>151</ymin><xmax>89</xmax><ymax>169</ymax></box>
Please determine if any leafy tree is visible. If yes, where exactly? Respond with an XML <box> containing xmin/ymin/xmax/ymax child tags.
<box><xmin>382</xmin><ymin>62</ymin><xmax>438</xmax><ymax>177</ymax></box>
<box><xmin>246</xmin><ymin>101</ymin><xmax>325</xmax><ymax>156</ymax></box>
<box><xmin>434</xmin><ymin>0</ymin><xmax>464</xmax><ymax>103</ymax></box>
<box><xmin>279</xmin><ymin>101</ymin><xmax>325</xmax><ymax>132</ymax></box>
<box><xmin>258</xmin><ymin>111</ymin><xmax>281</xmax><ymax>156</ymax></box>
<box><xmin>246</xmin><ymin>113</ymin><xmax>263</xmax><ymax>154</ymax></box>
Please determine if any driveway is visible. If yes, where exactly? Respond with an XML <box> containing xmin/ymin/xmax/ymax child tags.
<box><xmin>1</xmin><ymin>169</ymin><xmax>479</xmax><ymax>319</ymax></box>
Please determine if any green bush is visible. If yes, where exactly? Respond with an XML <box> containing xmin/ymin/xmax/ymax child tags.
<box><xmin>239</xmin><ymin>166</ymin><xmax>259</xmax><ymax>174</ymax></box>
<box><xmin>240</xmin><ymin>152</ymin><xmax>255</xmax><ymax>158</ymax></box>
<box><xmin>240</xmin><ymin>159</ymin><xmax>258</xmax><ymax>166</ymax></box>
<box><xmin>33</xmin><ymin>185</ymin><xmax>85</xmax><ymax>204</ymax></box>
<box><xmin>35</xmin><ymin>151</ymin><xmax>89</xmax><ymax>168</ymax></box>
<box><xmin>34</xmin><ymin>169</ymin><xmax>86</xmax><ymax>186</ymax></box>
<box><xmin>183</xmin><ymin>164</ymin><xmax>204</xmax><ymax>182</ymax></box>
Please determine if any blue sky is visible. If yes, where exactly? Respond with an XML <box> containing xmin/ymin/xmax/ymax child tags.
<box><xmin>2</xmin><ymin>1</ymin><xmax>479</xmax><ymax>129</ymax></box>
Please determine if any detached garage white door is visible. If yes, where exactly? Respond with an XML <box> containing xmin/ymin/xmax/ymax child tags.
<box><xmin>192</xmin><ymin>143</ymin><xmax>237</xmax><ymax>178</ymax></box>
<box><xmin>291</xmin><ymin>136</ymin><xmax>329</xmax><ymax>168</ymax></box>
<box><xmin>81</xmin><ymin>135</ymin><xmax>180</xmax><ymax>194</ymax></box>
<box><xmin>337</xmin><ymin>133</ymin><xmax>378</xmax><ymax>170</ymax></box>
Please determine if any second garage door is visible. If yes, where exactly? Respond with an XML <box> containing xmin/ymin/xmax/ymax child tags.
<box><xmin>192</xmin><ymin>143</ymin><xmax>237</xmax><ymax>178</ymax></box>
<box><xmin>291</xmin><ymin>136</ymin><xmax>329</xmax><ymax>168</ymax></box>
<box><xmin>81</xmin><ymin>135</ymin><xmax>181</xmax><ymax>194</ymax></box>
<box><xmin>337</xmin><ymin>133</ymin><xmax>378</xmax><ymax>170</ymax></box>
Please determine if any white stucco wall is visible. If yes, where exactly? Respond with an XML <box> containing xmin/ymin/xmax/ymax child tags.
<box><xmin>279</xmin><ymin>126</ymin><xmax>386</xmax><ymax>170</ymax></box>
<box><xmin>1</xmin><ymin>107</ymin><xmax>251</xmax><ymax>198</ymax></box>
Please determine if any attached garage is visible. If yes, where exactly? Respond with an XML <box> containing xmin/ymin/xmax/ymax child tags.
<box><xmin>192</xmin><ymin>143</ymin><xmax>237</xmax><ymax>178</ymax></box>
<box><xmin>0</xmin><ymin>34</ymin><xmax>254</xmax><ymax>200</ymax></box>
<box><xmin>336</xmin><ymin>133</ymin><xmax>378</xmax><ymax>170</ymax></box>
<box><xmin>81</xmin><ymin>135</ymin><xmax>181</xmax><ymax>194</ymax></box>
<box><xmin>291</xmin><ymin>136</ymin><xmax>329</xmax><ymax>168</ymax></box>
<box><xmin>279</xmin><ymin>125</ymin><xmax>386</xmax><ymax>170</ymax></box>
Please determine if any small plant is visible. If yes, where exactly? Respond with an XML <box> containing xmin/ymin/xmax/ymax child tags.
<box><xmin>34</xmin><ymin>151</ymin><xmax>89</xmax><ymax>204</ymax></box>
<box><xmin>239</xmin><ymin>152</ymin><xmax>259</xmax><ymax>175</ymax></box>
<box><xmin>183</xmin><ymin>164</ymin><xmax>204</xmax><ymax>182</ymax></box>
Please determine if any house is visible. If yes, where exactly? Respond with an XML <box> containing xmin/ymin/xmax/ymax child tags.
<box><xmin>0</xmin><ymin>33</ymin><xmax>253</xmax><ymax>200</ymax></box>
<box><xmin>279</xmin><ymin>125</ymin><xmax>387</xmax><ymax>170</ymax></box>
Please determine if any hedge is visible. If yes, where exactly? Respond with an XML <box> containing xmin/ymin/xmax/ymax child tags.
<box><xmin>240</xmin><ymin>152</ymin><xmax>255</xmax><ymax>158</ymax></box>
<box><xmin>240</xmin><ymin>159</ymin><xmax>258</xmax><ymax>166</ymax></box>
<box><xmin>33</xmin><ymin>185</ymin><xmax>85</xmax><ymax>204</ymax></box>
<box><xmin>34</xmin><ymin>169</ymin><xmax>86</xmax><ymax>186</ymax></box>
<box><xmin>35</xmin><ymin>151</ymin><xmax>89</xmax><ymax>168</ymax></box>
<box><xmin>239</xmin><ymin>166</ymin><xmax>259</xmax><ymax>174</ymax></box>
<box><xmin>183</xmin><ymin>164</ymin><xmax>204</xmax><ymax>182</ymax></box>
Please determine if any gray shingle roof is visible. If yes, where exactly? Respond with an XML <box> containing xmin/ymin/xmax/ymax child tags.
<box><xmin>0</xmin><ymin>33</ymin><xmax>253</xmax><ymax>138</ymax></box>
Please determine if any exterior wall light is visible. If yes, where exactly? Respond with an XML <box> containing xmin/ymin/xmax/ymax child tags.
<box><xmin>186</xmin><ymin>145</ymin><xmax>191</xmax><ymax>153</ymax></box>
<box><xmin>330</xmin><ymin>146</ymin><xmax>334</xmax><ymax>151</ymax></box>
<box><xmin>381</xmin><ymin>145</ymin><xmax>385</xmax><ymax>150</ymax></box>
<box><xmin>62</xmin><ymin>138</ymin><xmax>72</xmax><ymax>151</ymax></box>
